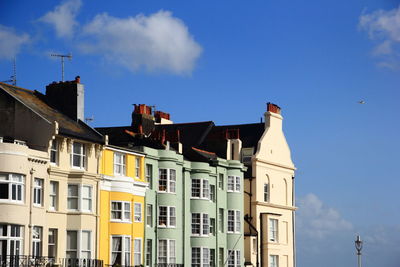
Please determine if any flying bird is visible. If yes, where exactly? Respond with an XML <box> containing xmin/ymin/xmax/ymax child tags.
<box><xmin>358</xmin><ymin>100</ymin><xmax>366</xmax><ymax>104</ymax></box>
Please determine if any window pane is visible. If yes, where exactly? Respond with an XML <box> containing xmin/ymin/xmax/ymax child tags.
<box><xmin>68</xmin><ymin>185</ymin><xmax>78</xmax><ymax>197</ymax></box>
<box><xmin>67</xmin><ymin>231</ymin><xmax>77</xmax><ymax>249</ymax></box>
<box><xmin>81</xmin><ymin>231</ymin><xmax>90</xmax><ymax>250</ymax></box>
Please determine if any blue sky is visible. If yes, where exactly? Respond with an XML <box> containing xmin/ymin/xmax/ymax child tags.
<box><xmin>1</xmin><ymin>0</ymin><xmax>400</xmax><ymax>266</ymax></box>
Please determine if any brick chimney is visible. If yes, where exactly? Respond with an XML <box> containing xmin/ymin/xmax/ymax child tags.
<box><xmin>45</xmin><ymin>76</ymin><xmax>84</xmax><ymax>121</ymax></box>
<box><xmin>264</xmin><ymin>102</ymin><xmax>283</xmax><ymax>130</ymax></box>
<box><xmin>155</xmin><ymin>110</ymin><xmax>173</xmax><ymax>125</ymax></box>
<box><xmin>131</xmin><ymin>104</ymin><xmax>155</xmax><ymax>135</ymax></box>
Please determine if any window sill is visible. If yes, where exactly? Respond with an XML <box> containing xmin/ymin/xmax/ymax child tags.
<box><xmin>157</xmin><ymin>191</ymin><xmax>176</xmax><ymax>195</ymax></box>
<box><xmin>110</xmin><ymin>220</ymin><xmax>132</xmax><ymax>224</ymax></box>
<box><xmin>157</xmin><ymin>226</ymin><xmax>176</xmax><ymax>229</ymax></box>
<box><xmin>67</xmin><ymin>210</ymin><xmax>94</xmax><ymax>215</ymax></box>
<box><xmin>0</xmin><ymin>200</ymin><xmax>25</xmax><ymax>205</ymax></box>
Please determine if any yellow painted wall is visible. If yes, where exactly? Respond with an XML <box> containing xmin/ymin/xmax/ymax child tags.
<box><xmin>99</xmin><ymin>191</ymin><xmax>145</xmax><ymax>265</ymax></box>
<box><xmin>101</xmin><ymin>149</ymin><xmax>114</xmax><ymax>176</ymax></box>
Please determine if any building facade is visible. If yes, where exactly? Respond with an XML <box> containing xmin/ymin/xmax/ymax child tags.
<box><xmin>99</xmin><ymin>145</ymin><xmax>147</xmax><ymax>266</ymax></box>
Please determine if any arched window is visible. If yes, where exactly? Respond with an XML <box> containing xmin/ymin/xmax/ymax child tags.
<box><xmin>264</xmin><ymin>174</ymin><xmax>270</xmax><ymax>202</ymax></box>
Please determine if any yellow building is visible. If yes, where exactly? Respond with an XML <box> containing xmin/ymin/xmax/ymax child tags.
<box><xmin>99</xmin><ymin>145</ymin><xmax>148</xmax><ymax>266</ymax></box>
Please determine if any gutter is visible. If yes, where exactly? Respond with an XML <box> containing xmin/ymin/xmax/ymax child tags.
<box><xmin>292</xmin><ymin>176</ymin><xmax>296</xmax><ymax>267</ymax></box>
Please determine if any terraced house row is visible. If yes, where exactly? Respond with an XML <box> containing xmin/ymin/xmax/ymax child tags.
<box><xmin>0</xmin><ymin>78</ymin><xmax>295</xmax><ymax>267</ymax></box>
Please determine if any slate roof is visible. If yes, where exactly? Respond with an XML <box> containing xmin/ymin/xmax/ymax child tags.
<box><xmin>0</xmin><ymin>82</ymin><xmax>103</xmax><ymax>143</ymax></box>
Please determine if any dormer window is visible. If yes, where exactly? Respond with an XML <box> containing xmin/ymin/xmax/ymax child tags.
<box><xmin>71</xmin><ymin>142</ymin><xmax>86</xmax><ymax>169</ymax></box>
<box><xmin>114</xmin><ymin>153</ymin><xmax>126</xmax><ymax>176</ymax></box>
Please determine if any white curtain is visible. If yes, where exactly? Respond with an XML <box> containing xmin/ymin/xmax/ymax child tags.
<box><xmin>111</xmin><ymin>237</ymin><xmax>121</xmax><ymax>265</ymax></box>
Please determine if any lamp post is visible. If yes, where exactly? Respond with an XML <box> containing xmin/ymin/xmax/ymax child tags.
<box><xmin>355</xmin><ymin>235</ymin><xmax>363</xmax><ymax>267</ymax></box>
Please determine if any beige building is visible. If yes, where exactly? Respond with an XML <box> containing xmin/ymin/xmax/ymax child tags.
<box><xmin>243</xmin><ymin>103</ymin><xmax>296</xmax><ymax>267</ymax></box>
<box><xmin>0</xmin><ymin>80</ymin><xmax>103</xmax><ymax>265</ymax></box>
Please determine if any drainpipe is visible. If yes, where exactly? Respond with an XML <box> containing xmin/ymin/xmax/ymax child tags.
<box><xmin>182</xmin><ymin>165</ymin><xmax>185</xmax><ymax>265</ymax></box>
<box><xmin>95</xmin><ymin>150</ymin><xmax>100</xmax><ymax>261</ymax></box>
<box><xmin>292</xmin><ymin>176</ymin><xmax>296</xmax><ymax>267</ymax></box>
<box><xmin>155</xmin><ymin>190</ymin><xmax>158</xmax><ymax>265</ymax></box>
<box><xmin>259</xmin><ymin>213</ymin><xmax>264</xmax><ymax>267</ymax></box>
<box><xmin>29</xmin><ymin>168</ymin><xmax>35</xmax><ymax>257</ymax></box>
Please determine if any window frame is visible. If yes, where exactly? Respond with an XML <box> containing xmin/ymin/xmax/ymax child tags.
<box><xmin>158</xmin><ymin>206</ymin><xmax>176</xmax><ymax>228</ymax></box>
<box><xmin>227</xmin><ymin>210</ymin><xmax>241</xmax><ymax>233</ymax></box>
<box><xmin>264</xmin><ymin>183</ymin><xmax>270</xmax><ymax>202</ymax></box>
<box><xmin>218</xmin><ymin>208</ymin><xmax>224</xmax><ymax>233</ymax></box>
<box><xmin>66</xmin><ymin>230</ymin><xmax>92</xmax><ymax>259</ymax></box>
<box><xmin>50</xmin><ymin>139</ymin><xmax>58</xmax><ymax>165</ymax></box>
<box><xmin>191</xmin><ymin>178</ymin><xmax>212</xmax><ymax>201</ymax></box>
<box><xmin>32</xmin><ymin>226</ymin><xmax>42</xmax><ymax>257</ymax></box>
<box><xmin>192</xmin><ymin>247</ymin><xmax>210</xmax><ymax>267</ymax></box>
<box><xmin>227</xmin><ymin>176</ymin><xmax>241</xmax><ymax>193</ymax></box>
<box><xmin>157</xmin><ymin>239</ymin><xmax>176</xmax><ymax>264</ymax></box>
<box><xmin>71</xmin><ymin>142</ymin><xmax>86</xmax><ymax>169</ymax></box>
<box><xmin>0</xmin><ymin>173</ymin><xmax>24</xmax><ymax>203</ymax></box>
<box><xmin>134</xmin><ymin>202</ymin><xmax>142</xmax><ymax>222</ymax></box>
<box><xmin>135</xmin><ymin>158</ymin><xmax>141</xmax><ymax>178</ymax></box>
<box><xmin>227</xmin><ymin>250</ymin><xmax>241</xmax><ymax>267</ymax></box>
<box><xmin>269</xmin><ymin>255</ymin><xmax>279</xmax><ymax>267</ymax></box>
<box><xmin>33</xmin><ymin>178</ymin><xmax>44</xmax><ymax>207</ymax></box>
<box><xmin>110</xmin><ymin>201</ymin><xmax>131</xmax><ymax>223</ymax></box>
<box><xmin>114</xmin><ymin>152</ymin><xmax>126</xmax><ymax>176</ymax></box>
<box><xmin>145</xmin><ymin>239</ymin><xmax>152</xmax><ymax>267</ymax></box>
<box><xmin>158</xmin><ymin>169</ymin><xmax>176</xmax><ymax>193</ymax></box>
<box><xmin>146</xmin><ymin>204</ymin><xmax>153</xmax><ymax>227</ymax></box>
<box><xmin>218</xmin><ymin>174</ymin><xmax>224</xmax><ymax>190</ymax></box>
<box><xmin>48</xmin><ymin>228</ymin><xmax>57</xmax><ymax>258</ymax></box>
<box><xmin>145</xmin><ymin>164</ymin><xmax>153</xmax><ymax>189</ymax></box>
<box><xmin>0</xmin><ymin>224</ymin><xmax>23</xmax><ymax>256</ymax></box>
<box><xmin>49</xmin><ymin>181</ymin><xmax>58</xmax><ymax>211</ymax></box>
<box><xmin>269</xmin><ymin>218</ymin><xmax>278</xmax><ymax>243</ymax></box>
<box><xmin>110</xmin><ymin>235</ymin><xmax>131</xmax><ymax>266</ymax></box>
<box><xmin>191</xmin><ymin>213</ymin><xmax>210</xmax><ymax>236</ymax></box>
<box><xmin>134</xmin><ymin>238</ymin><xmax>142</xmax><ymax>266</ymax></box>
<box><xmin>67</xmin><ymin>184</ymin><xmax>93</xmax><ymax>213</ymax></box>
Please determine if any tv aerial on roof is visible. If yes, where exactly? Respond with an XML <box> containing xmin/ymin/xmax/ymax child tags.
<box><xmin>1</xmin><ymin>57</ymin><xmax>17</xmax><ymax>86</ymax></box>
<box><xmin>51</xmin><ymin>53</ymin><xmax>72</xmax><ymax>82</ymax></box>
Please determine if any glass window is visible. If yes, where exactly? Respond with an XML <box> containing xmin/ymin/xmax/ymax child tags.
<box><xmin>111</xmin><ymin>201</ymin><xmax>131</xmax><ymax>222</ymax></box>
<box><xmin>203</xmin><ymin>248</ymin><xmax>210</xmax><ymax>267</ymax></box>
<box><xmin>210</xmin><ymin>185</ymin><xmax>215</xmax><ymax>202</ymax></box>
<box><xmin>146</xmin><ymin>204</ymin><xmax>152</xmax><ymax>227</ymax></box>
<box><xmin>49</xmin><ymin>181</ymin><xmax>58</xmax><ymax>210</ymax></box>
<box><xmin>0</xmin><ymin>174</ymin><xmax>24</xmax><ymax>202</ymax></box>
<box><xmin>67</xmin><ymin>185</ymin><xmax>79</xmax><ymax>210</ymax></box>
<box><xmin>158</xmin><ymin>240</ymin><xmax>175</xmax><ymax>264</ymax></box>
<box><xmin>270</xmin><ymin>255</ymin><xmax>278</xmax><ymax>267</ymax></box>
<box><xmin>158</xmin><ymin>206</ymin><xmax>176</xmax><ymax>228</ymax></box>
<box><xmin>146</xmin><ymin>239</ymin><xmax>152</xmax><ymax>267</ymax></box>
<box><xmin>111</xmin><ymin>236</ymin><xmax>131</xmax><ymax>266</ymax></box>
<box><xmin>50</xmin><ymin>139</ymin><xmax>58</xmax><ymax>164</ymax></box>
<box><xmin>134</xmin><ymin>239</ymin><xmax>142</xmax><ymax>266</ymax></box>
<box><xmin>218</xmin><ymin>208</ymin><xmax>224</xmax><ymax>233</ymax></box>
<box><xmin>192</xmin><ymin>213</ymin><xmax>210</xmax><ymax>236</ymax></box>
<box><xmin>48</xmin><ymin>229</ymin><xmax>57</xmax><ymax>258</ymax></box>
<box><xmin>81</xmin><ymin>186</ymin><xmax>92</xmax><ymax>212</ymax></box>
<box><xmin>218</xmin><ymin>248</ymin><xmax>224</xmax><ymax>267</ymax></box>
<box><xmin>269</xmin><ymin>219</ymin><xmax>278</xmax><ymax>242</ymax></box>
<box><xmin>114</xmin><ymin>152</ymin><xmax>126</xmax><ymax>176</ymax></box>
<box><xmin>218</xmin><ymin>174</ymin><xmax>224</xmax><ymax>190</ymax></box>
<box><xmin>202</xmin><ymin>214</ymin><xmax>209</xmax><ymax>235</ymax></box>
<box><xmin>66</xmin><ymin>231</ymin><xmax>92</xmax><ymax>259</ymax></box>
<box><xmin>210</xmin><ymin>249</ymin><xmax>215</xmax><ymax>267</ymax></box>
<box><xmin>0</xmin><ymin>224</ymin><xmax>23</xmax><ymax>256</ymax></box>
<box><xmin>192</xmin><ymin>247</ymin><xmax>201</xmax><ymax>267</ymax></box>
<box><xmin>135</xmin><ymin>158</ymin><xmax>141</xmax><ymax>178</ymax></box>
<box><xmin>191</xmin><ymin>178</ymin><xmax>212</xmax><ymax>200</ymax></box>
<box><xmin>264</xmin><ymin>183</ymin><xmax>269</xmax><ymax>202</ymax></box>
<box><xmin>158</xmin><ymin>169</ymin><xmax>176</xmax><ymax>193</ymax></box>
<box><xmin>134</xmin><ymin>203</ymin><xmax>142</xmax><ymax>222</ymax></box>
<box><xmin>66</xmin><ymin>231</ymin><xmax>77</xmax><ymax>258</ymax></box>
<box><xmin>33</xmin><ymin>178</ymin><xmax>43</xmax><ymax>206</ymax></box>
<box><xmin>191</xmin><ymin>179</ymin><xmax>201</xmax><ymax>198</ymax></box>
<box><xmin>145</xmin><ymin>164</ymin><xmax>153</xmax><ymax>189</ymax></box>
<box><xmin>169</xmin><ymin>240</ymin><xmax>176</xmax><ymax>263</ymax></box>
<box><xmin>227</xmin><ymin>250</ymin><xmax>241</xmax><ymax>267</ymax></box>
<box><xmin>227</xmin><ymin>176</ymin><xmax>241</xmax><ymax>192</ymax></box>
<box><xmin>32</xmin><ymin>226</ymin><xmax>42</xmax><ymax>256</ymax></box>
<box><xmin>210</xmin><ymin>218</ymin><xmax>215</xmax><ymax>236</ymax></box>
<box><xmin>71</xmin><ymin>142</ymin><xmax>86</xmax><ymax>169</ymax></box>
<box><xmin>228</xmin><ymin>210</ymin><xmax>241</xmax><ymax>233</ymax></box>
<box><xmin>191</xmin><ymin>213</ymin><xmax>200</xmax><ymax>235</ymax></box>
<box><xmin>81</xmin><ymin>231</ymin><xmax>91</xmax><ymax>259</ymax></box>
<box><xmin>202</xmin><ymin>180</ymin><xmax>210</xmax><ymax>199</ymax></box>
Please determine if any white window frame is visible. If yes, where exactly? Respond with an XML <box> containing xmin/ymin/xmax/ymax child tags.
<box><xmin>158</xmin><ymin>169</ymin><xmax>176</xmax><ymax>193</ymax></box>
<box><xmin>264</xmin><ymin>183</ymin><xmax>270</xmax><ymax>202</ymax></box>
<box><xmin>135</xmin><ymin>158</ymin><xmax>141</xmax><ymax>178</ymax></box>
<box><xmin>114</xmin><ymin>152</ymin><xmax>126</xmax><ymax>176</ymax></box>
<box><xmin>192</xmin><ymin>247</ymin><xmax>210</xmax><ymax>267</ymax></box>
<box><xmin>66</xmin><ymin>230</ymin><xmax>92</xmax><ymax>259</ymax></box>
<box><xmin>191</xmin><ymin>213</ymin><xmax>210</xmax><ymax>236</ymax></box>
<box><xmin>134</xmin><ymin>203</ymin><xmax>142</xmax><ymax>222</ymax></box>
<box><xmin>218</xmin><ymin>173</ymin><xmax>224</xmax><ymax>190</ymax></box>
<box><xmin>218</xmin><ymin>248</ymin><xmax>224</xmax><ymax>267</ymax></box>
<box><xmin>218</xmin><ymin>208</ymin><xmax>224</xmax><ymax>233</ymax></box>
<box><xmin>145</xmin><ymin>164</ymin><xmax>153</xmax><ymax>189</ymax></box>
<box><xmin>227</xmin><ymin>250</ymin><xmax>241</xmax><ymax>267</ymax></box>
<box><xmin>0</xmin><ymin>173</ymin><xmax>24</xmax><ymax>203</ymax></box>
<box><xmin>33</xmin><ymin>178</ymin><xmax>43</xmax><ymax>206</ymax></box>
<box><xmin>50</xmin><ymin>139</ymin><xmax>58</xmax><ymax>165</ymax></box>
<box><xmin>191</xmin><ymin>178</ymin><xmax>212</xmax><ymax>200</ymax></box>
<box><xmin>227</xmin><ymin>210</ymin><xmax>241</xmax><ymax>233</ymax></box>
<box><xmin>146</xmin><ymin>204</ymin><xmax>153</xmax><ymax>227</ymax></box>
<box><xmin>48</xmin><ymin>228</ymin><xmax>57</xmax><ymax>258</ymax></box>
<box><xmin>210</xmin><ymin>185</ymin><xmax>215</xmax><ymax>202</ymax></box>
<box><xmin>32</xmin><ymin>226</ymin><xmax>42</xmax><ymax>257</ymax></box>
<box><xmin>227</xmin><ymin>176</ymin><xmax>241</xmax><ymax>192</ymax></box>
<box><xmin>0</xmin><ymin>224</ymin><xmax>23</xmax><ymax>256</ymax></box>
<box><xmin>110</xmin><ymin>201</ymin><xmax>131</xmax><ymax>222</ymax></box>
<box><xmin>49</xmin><ymin>181</ymin><xmax>58</xmax><ymax>211</ymax></box>
<box><xmin>158</xmin><ymin>206</ymin><xmax>176</xmax><ymax>228</ymax></box>
<box><xmin>110</xmin><ymin>235</ymin><xmax>131</xmax><ymax>266</ymax></box>
<box><xmin>67</xmin><ymin>184</ymin><xmax>93</xmax><ymax>213</ymax></box>
<box><xmin>145</xmin><ymin>239</ymin><xmax>152</xmax><ymax>267</ymax></box>
<box><xmin>134</xmin><ymin>238</ymin><xmax>142</xmax><ymax>266</ymax></box>
<box><xmin>270</xmin><ymin>255</ymin><xmax>279</xmax><ymax>267</ymax></box>
<box><xmin>157</xmin><ymin>239</ymin><xmax>176</xmax><ymax>264</ymax></box>
<box><xmin>269</xmin><ymin>218</ymin><xmax>278</xmax><ymax>243</ymax></box>
<box><xmin>71</xmin><ymin>142</ymin><xmax>86</xmax><ymax>169</ymax></box>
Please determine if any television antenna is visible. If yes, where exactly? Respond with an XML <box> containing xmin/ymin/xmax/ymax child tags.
<box><xmin>1</xmin><ymin>57</ymin><xmax>17</xmax><ymax>86</ymax></box>
<box><xmin>51</xmin><ymin>53</ymin><xmax>72</xmax><ymax>81</ymax></box>
<box><xmin>85</xmin><ymin>116</ymin><xmax>95</xmax><ymax>124</ymax></box>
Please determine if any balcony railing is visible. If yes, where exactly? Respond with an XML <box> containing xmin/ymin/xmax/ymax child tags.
<box><xmin>0</xmin><ymin>255</ymin><xmax>55</xmax><ymax>267</ymax></box>
<box><xmin>59</xmin><ymin>258</ymin><xmax>103</xmax><ymax>267</ymax></box>
<box><xmin>0</xmin><ymin>256</ymin><xmax>103</xmax><ymax>267</ymax></box>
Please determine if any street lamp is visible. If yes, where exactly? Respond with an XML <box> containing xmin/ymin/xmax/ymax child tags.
<box><xmin>355</xmin><ymin>235</ymin><xmax>363</xmax><ymax>267</ymax></box>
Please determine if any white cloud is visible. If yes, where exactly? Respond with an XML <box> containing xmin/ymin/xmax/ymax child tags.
<box><xmin>297</xmin><ymin>193</ymin><xmax>353</xmax><ymax>239</ymax></box>
<box><xmin>359</xmin><ymin>5</ymin><xmax>400</xmax><ymax>69</ymax></box>
<box><xmin>79</xmin><ymin>10</ymin><xmax>202</xmax><ymax>75</ymax></box>
<box><xmin>39</xmin><ymin>0</ymin><xmax>81</xmax><ymax>38</ymax></box>
<box><xmin>0</xmin><ymin>25</ymin><xmax>30</xmax><ymax>60</ymax></box>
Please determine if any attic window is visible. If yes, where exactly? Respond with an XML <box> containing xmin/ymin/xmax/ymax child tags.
<box><xmin>241</xmin><ymin>148</ymin><xmax>254</xmax><ymax>163</ymax></box>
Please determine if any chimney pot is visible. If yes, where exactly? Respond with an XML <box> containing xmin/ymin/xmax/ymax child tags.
<box><xmin>267</xmin><ymin>102</ymin><xmax>281</xmax><ymax>114</ymax></box>
<box><xmin>75</xmin><ymin>76</ymin><xmax>81</xmax><ymax>83</ymax></box>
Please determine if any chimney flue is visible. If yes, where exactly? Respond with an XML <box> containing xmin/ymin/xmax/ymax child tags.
<box><xmin>267</xmin><ymin>102</ymin><xmax>281</xmax><ymax>114</ymax></box>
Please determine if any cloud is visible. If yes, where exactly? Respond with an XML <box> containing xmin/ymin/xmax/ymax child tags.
<box><xmin>297</xmin><ymin>193</ymin><xmax>353</xmax><ymax>239</ymax></box>
<box><xmin>359</xmin><ymin>5</ymin><xmax>400</xmax><ymax>69</ymax></box>
<box><xmin>39</xmin><ymin>0</ymin><xmax>81</xmax><ymax>38</ymax></box>
<box><xmin>79</xmin><ymin>10</ymin><xmax>202</xmax><ymax>75</ymax></box>
<box><xmin>0</xmin><ymin>25</ymin><xmax>30</xmax><ymax>60</ymax></box>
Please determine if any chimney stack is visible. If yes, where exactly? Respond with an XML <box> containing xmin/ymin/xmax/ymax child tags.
<box><xmin>45</xmin><ymin>76</ymin><xmax>84</xmax><ymax>121</ymax></box>
<box><xmin>131</xmin><ymin>104</ymin><xmax>155</xmax><ymax>135</ymax></box>
<box><xmin>264</xmin><ymin>102</ymin><xmax>283</xmax><ymax>130</ymax></box>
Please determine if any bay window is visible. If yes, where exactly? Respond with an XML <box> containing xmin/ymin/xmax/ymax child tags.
<box><xmin>67</xmin><ymin>184</ymin><xmax>93</xmax><ymax>212</ymax></box>
<box><xmin>0</xmin><ymin>224</ymin><xmax>23</xmax><ymax>256</ymax></box>
<box><xmin>158</xmin><ymin>169</ymin><xmax>176</xmax><ymax>193</ymax></box>
<box><xmin>0</xmin><ymin>173</ymin><xmax>24</xmax><ymax>202</ymax></box>
<box><xmin>111</xmin><ymin>201</ymin><xmax>131</xmax><ymax>222</ymax></box>
<box><xmin>158</xmin><ymin>239</ymin><xmax>175</xmax><ymax>264</ymax></box>
<box><xmin>66</xmin><ymin>230</ymin><xmax>92</xmax><ymax>259</ymax></box>
<box><xmin>114</xmin><ymin>152</ymin><xmax>126</xmax><ymax>176</ymax></box>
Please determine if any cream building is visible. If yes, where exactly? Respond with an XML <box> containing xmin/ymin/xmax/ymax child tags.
<box><xmin>0</xmin><ymin>80</ymin><xmax>104</xmax><ymax>265</ymax></box>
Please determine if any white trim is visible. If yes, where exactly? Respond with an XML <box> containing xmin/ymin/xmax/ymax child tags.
<box><xmin>110</xmin><ymin>201</ymin><xmax>131</xmax><ymax>223</ymax></box>
<box><xmin>66</xmin><ymin>230</ymin><xmax>93</xmax><ymax>259</ymax></box>
<box><xmin>134</xmin><ymin>202</ymin><xmax>142</xmax><ymax>222</ymax></box>
<box><xmin>134</xmin><ymin>238</ymin><xmax>142</xmax><ymax>266</ymax></box>
<box><xmin>100</xmin><ymin>175</ymin><xmax>148</xmax><ymax>196</ymax></box>
<box><xmin>105</xmin><ymin>146</ymin><xmax>145</xmax><ymax>157</ymax></box>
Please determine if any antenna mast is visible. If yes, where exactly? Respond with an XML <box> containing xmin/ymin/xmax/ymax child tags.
<box><xmin>1</xmin><ymin>57</ymin><xmax>17</xmax><ymax>86</ymax></box>
<box><xmin>51</xmin><ymin>53</ymin><xmax>72</xmax><ymax>81</ymax></box>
